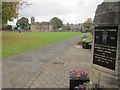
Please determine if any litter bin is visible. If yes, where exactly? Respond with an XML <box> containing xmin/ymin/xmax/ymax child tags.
<box><xmin>70</xmin><ymin>79</ymin><xmax>90</xmax><ymax>90</ymax></box>
<box><xmin>82</xmin><ymin>42</ymin><xmax>91</xmax><ymax>49</ymax></box>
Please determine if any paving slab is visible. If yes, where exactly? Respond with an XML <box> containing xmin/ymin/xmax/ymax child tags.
<box><xmin>25</xmin><ymin>45</ymin><xmax>92</xmax><ymax>88</ymax></box>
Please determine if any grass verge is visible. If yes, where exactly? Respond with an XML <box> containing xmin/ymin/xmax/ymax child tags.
<box><xmin>2</xmin><ymin>32</ymin><xmax>83</xmax><ymax>58</ymax></box>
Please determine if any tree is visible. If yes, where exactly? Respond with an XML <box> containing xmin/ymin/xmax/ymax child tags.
<box><xmin>50</xmin><ymin>17</ymin><xmax>63</xmax><ymax>31</ymax></box>
<box><xmin>62</xmin><ymin>25</ymin><xmax>71</xmax><ymax>31</ymax></box>
<box><xmin>1</xmin><ymin>1</ymin><xmax>30</xmax><ymax>28</ymax></box>
<box><xmin>3</xmin><ymin>25</ymin><xmax>12</xmax><ymax>31</ymax></box>
<box><xmin>2</xmin><ymin>2</ymin><xmax>19</xmax><ymax>26</ymax></box>
<box><xmin>83</xmin><ymin>18</ymin><xmax>93</xmax><ymax>30</ymax></box>
<box><xmin>16</xmin><ymin>17</ymin><xmax>30</xmax><ymax>30</ymax></box>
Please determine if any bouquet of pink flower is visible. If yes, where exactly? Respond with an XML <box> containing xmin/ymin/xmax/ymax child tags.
<box><xmin>70</xmin><ymin>68</ymin><xmax>89</xmax><ymax>80</ymax></box>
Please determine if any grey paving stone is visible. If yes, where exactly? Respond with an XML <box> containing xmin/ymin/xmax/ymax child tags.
<box><xmin>23</xmin><ymin>33</ymin><xmax>92</xmax><ymax>88</ymax></box>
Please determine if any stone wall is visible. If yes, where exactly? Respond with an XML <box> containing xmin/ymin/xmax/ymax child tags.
<box><xmin>94</xmin><ymin>2</ymin><xmax>119</xmax><ymax>26</ymax></box>
<box><xmin>31</xmin><ymin>23</ymin><xmax>53</xmax><ymax>32</ymax></box>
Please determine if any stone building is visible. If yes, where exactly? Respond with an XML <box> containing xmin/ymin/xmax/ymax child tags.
<box><xmin>69</xmin><ymin>24</ymin><xmax>83</xmax><ymax>32</ymax></box>
<box><xmin>30</xmin><ymin>17</ymin><xmax>53</xmax><ymax>32</ymax></box>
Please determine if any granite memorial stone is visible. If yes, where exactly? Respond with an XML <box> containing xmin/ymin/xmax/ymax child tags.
<box><xmin>92</xmin><ymin>0</ymin><xmax>120</xmax><ymax>89</ymax></box>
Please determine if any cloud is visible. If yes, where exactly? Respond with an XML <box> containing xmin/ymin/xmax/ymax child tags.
<box><xmin>9</xmin><ymin>0</ymin><xmax>104</xmax><ymax>25</ymax></box>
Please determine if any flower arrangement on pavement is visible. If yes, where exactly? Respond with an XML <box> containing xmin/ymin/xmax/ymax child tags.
<box><xmin>81</xmin><ymin>38</ymin><xmax>91</xmax><ymax>42</ymax></box>
<box><xmin>70</xmin><ymin>68</ymin><xmax>104</xmax><ymax>90</ymax></box>
<box><xmin>70</xmin><ymin>68</ymin><xmax>89</xmax><ymax>80</ymax></box>
<box><xmin>80</xmin><ymin>35</ymin><xmax>92</xmax><ymax>43</ymax></box>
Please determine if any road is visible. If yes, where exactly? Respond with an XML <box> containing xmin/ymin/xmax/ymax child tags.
<box><xmin>2</xmin><ymin>33</ymin><xmax>87</xmax><ymax>88</ymax></box>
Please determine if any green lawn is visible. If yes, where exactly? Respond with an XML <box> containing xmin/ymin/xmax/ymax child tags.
<box><xmin>2</xmin><ymin>32</ymin><xmax>83</xmax><ymax>58</ymax></box>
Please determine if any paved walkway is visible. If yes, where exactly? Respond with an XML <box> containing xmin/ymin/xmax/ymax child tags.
<box><xmin>25</xmin><ymin>45</ymin><xmax>93</xmax><ymax>88</ymax></box>
<box><xmin>3</xmin><ymin>34</ymin><xmax>90</xmax><ymax>88</ymax></box>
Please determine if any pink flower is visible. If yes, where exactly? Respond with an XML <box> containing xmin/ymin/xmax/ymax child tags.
<box><xmin>82</xmin><ymin>86</ymin><xmax>87</xmax><ymax>88</ymax></box>
<box><xmin>76</xmin><ymin>74</ymin><xmax>81</xmax><ymax>78</ymax></box>
<box><xmin>77</xmin><ymin>68</ymin><xmax>81</xmax><ymax>72</ymax></box>
<box><xmin>81</xmin><ymin>71</ymin><xmax>84</xmax><ymax>73</ymax></box>
<box><xmin>82</xmin><ymin>71</ymin><xmax>88</xmax><ymax>74</ymax></box>
<box><xmin>70</xmin><ymin>70</ymin><xmax>73</xmax><ymax>73</ymax></box>
<box><xmin>83</xmin><ymin>83</ymin><xmax>87</xmax><ymax>85</ymax></box>
<box><xmin>84</xmin><ymin>71</ymin><xmax>88</xmax><ymax>74</ymax></box>
<box><xmin>77</xmin><ymin>73</ymin><xmax>81</xmax><ymax>75</ymax></box>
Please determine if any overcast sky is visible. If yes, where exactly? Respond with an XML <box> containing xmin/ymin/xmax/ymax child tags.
<box><xmin>8</xmin><ymin>0</ymin><xmax>104</xmax><ymax>25</ymax></box>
